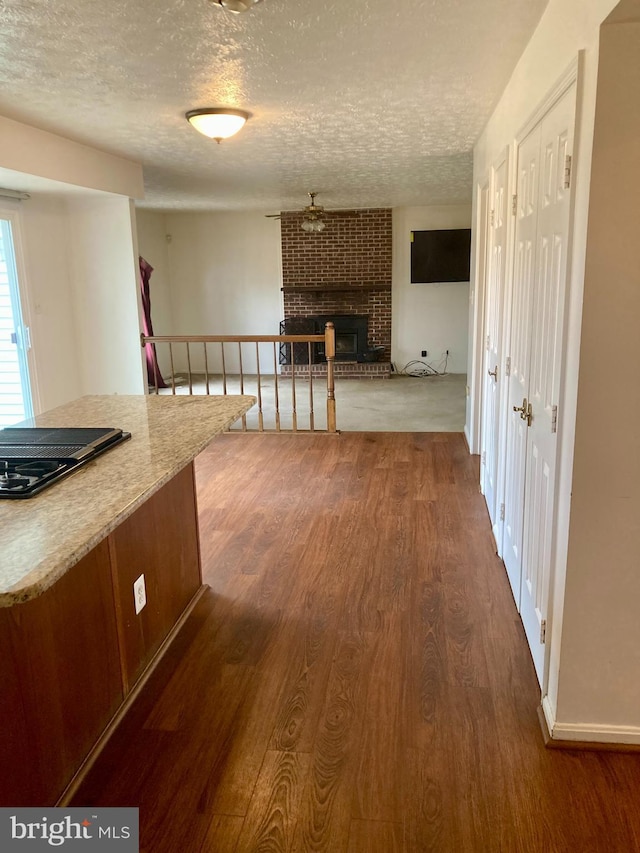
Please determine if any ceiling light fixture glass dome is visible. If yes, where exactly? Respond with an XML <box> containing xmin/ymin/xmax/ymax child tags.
<box><xmin>185</xmin><ymin>108</ymin><xmax>250</xmax><ymax>143</ymax></box>
<box><xmin>301</xmin><ymin>217</ymin><xmax>326</xmax><ymax>233</ymax></box>
<box><xmin>210</xmin><ymin>0</ymin><xmax>263</xmax><ymax>13</ymax></box>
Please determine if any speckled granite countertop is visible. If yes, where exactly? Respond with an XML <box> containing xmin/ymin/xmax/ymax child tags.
<box><xmin>0</xmin><ymin>394</ymin><xmax>255</xmax><ymax>607</ymax></box>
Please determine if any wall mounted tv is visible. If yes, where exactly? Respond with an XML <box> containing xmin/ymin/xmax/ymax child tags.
<box><xmin>410</xmin><ymin>229</ymin><xmax>471</xmax><ymax>283</ymax></box>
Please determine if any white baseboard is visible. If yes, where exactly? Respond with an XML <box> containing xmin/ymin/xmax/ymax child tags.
<box><xmin>491</xmin><ymin>523</ymin><xmax>501</xmax><ymax>555</ymax></box>
<box><xmin>463</xmin><ymin>424</ymin><xmax>472</xmax><ymax>451</ymax></box>
<box><xmin>542</xmin><ymin>695</ymin><xmax>640</xmax><ymax>746</ymax></box>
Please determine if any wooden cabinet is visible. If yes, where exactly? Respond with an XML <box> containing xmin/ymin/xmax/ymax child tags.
<box><xmin>110</xmin><ymin>464</ymin><xmax>202</xmax><ymax>690</ymax></box>
<box><xmin>0</xmin><ymin>541</ymin><xmax>122</xmax><ymax>805</ymax></box>
<box><xmin>0</xmin><ymin>463</ymin><xmax>202</xmax><ymax>806</ymax></box>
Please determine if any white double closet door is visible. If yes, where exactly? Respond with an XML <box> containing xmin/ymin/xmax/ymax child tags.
<box><xmin>501</xmin><ymin>83</ymin><xmax>575</xmax><ymax>686</ymax></box>
<box><xmin>480</xmin><ymin>154</ymin><xmax>509</xmax><ymax>536</ymax></box>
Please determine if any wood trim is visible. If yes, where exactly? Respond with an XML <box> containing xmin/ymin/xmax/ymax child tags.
<box><xmin>56</xmin><ymin>584</ymin><xmax>210</xmax><ymax>806</ymax></box>
<box><xmin>143</xmin><ymin>333</ymin><xmax>326</xmax><ymax>344</ymax></box>
<box><xmin>226</xmin><ymin>429</ymin><xmax>341</xmax><ymax>436</ymax></box>
<box><xmin>281</xmin><ymin>284</ymin><xmax>392</xmax><ymax>293</ymax></box>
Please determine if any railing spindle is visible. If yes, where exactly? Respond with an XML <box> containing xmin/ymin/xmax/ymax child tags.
<box><xmin>273</xmin><ymin>341</ymin><xmax>281</xmax><ymax>432</ymax></box>
<box><xmin>186</xmin><ymin>343</ymin><xmax>193</xmax><ymax>394</ymax></box>
<box><xmin>256</xmin><ymin>342</ymin><xmax>264</xmax><ymax>432</ymax></box>
<box><xmin>238</xmin><ymin>342</ymin><xmax>246</xmax><ymax>431</ymax></box>
<box><xmin>221</xmin><ymin>342</ymin><xmax>228</xmax><ymax>395</ymax></box>
<box><xmin>141</xmin><ymin>332</ymin><xmax>336</xmax><ymax>433</ymax></box>
<box><xmin>308</xmin><ymin>341</ymin><xmax>314</xmax><ymax>431</ymax></box>
<box><xmin>291</xmin><ymin>351</ymin><xmax>297</xmax><ymax>433</ymax></box>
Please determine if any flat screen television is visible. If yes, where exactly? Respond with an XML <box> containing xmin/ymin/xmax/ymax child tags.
<box><xmin>410</xmin><ymin>229</ymin><xmax>471</xmax><ymax>283</ymax></box>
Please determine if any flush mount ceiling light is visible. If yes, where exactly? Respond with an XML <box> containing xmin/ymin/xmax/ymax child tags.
<box><xmin>185</xmin><ymin>108</ymin><xmax>250</xmax><ymax>143</ymax></box>
<box><xmin>209</xmin><ymin>0</ymin><xmax>263</xmax><ymax>13</ymax></box>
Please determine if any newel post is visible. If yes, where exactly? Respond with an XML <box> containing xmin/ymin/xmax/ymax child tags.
<box><xmin>325</xmin><ymin>322</ymin><xmax>337</xmax><ymax>433</ymax></box>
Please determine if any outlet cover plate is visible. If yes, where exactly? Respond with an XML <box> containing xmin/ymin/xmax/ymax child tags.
<box><xmin>134</xmin><ymin>573</ymin><xmax>146</xmax><ymax>615</ymax></box>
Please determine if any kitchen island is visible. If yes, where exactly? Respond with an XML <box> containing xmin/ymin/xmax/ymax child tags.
<box><xmin>0</xmin><ymin>394</ymin><xmax>255</xmax><ymax>806</ymax></box>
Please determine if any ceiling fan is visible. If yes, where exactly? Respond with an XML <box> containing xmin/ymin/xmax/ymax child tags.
<box><xmin>266</xmin><ymin>192</ymin><xmax>359</xmax><ymax>232</ymax></box>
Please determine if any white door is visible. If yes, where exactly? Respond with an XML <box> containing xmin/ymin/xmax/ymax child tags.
<box><xmin>519</xmin><ymin>88</ymin><xmax>574</xmax><ymax>681</ymax></box>
<box><xmin>502</xmin><ymin>84</ymin><xmax>575</xmax><ymax>684</ymax></box>
<box><xmin>480</xmin><ymin>155</ymin><xmax>508</xmax><ymax>533</ymax></box>
<box><xmin>503</xmin><ymin>124</ymin><xmax>540</xmax><ymax>602</ymax></box>
<box><xmin>478</xmin><ymin>181</ymin><xmax>490</xmax><ymax>496</ymax></box>
<box><xmin>0</xmin><ymin>217</ymin><xmax>33</xmax><ymax>427</ymax></box>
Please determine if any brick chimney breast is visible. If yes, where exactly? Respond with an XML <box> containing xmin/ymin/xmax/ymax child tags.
<box><xmin>281</xmin><ymin>208</ymin><xmax>392</xmax><ymax>363</ymax></box>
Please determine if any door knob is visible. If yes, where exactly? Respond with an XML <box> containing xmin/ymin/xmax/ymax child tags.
<box><xmin>513</xmin><ymin>397</ymin><xmax>533</xmax><ymax>426</ymax></box>
<box><xmin>488</xmin><ymin>366</ymin><xmax>498</xmax><ymax>381</ymax></box>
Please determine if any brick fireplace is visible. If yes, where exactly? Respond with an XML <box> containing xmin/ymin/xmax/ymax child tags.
<box><xmin>280</xmin><ymin>208</ymin><xmax>392</xmax><ymax>378</ymax></box>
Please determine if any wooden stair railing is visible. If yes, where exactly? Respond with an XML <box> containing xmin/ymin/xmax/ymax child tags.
<box><xmin>140</xmin><ymin>322</ymin><xmax>337</xmax><ymax>434</ymax></box>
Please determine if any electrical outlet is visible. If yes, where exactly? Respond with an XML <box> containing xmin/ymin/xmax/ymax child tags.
<box><xmin>133</xmin><ymin>573</ymin><xmax>146</xmax><ymax>615</ymax></box>
<box><xmin>421</xmin><ymin>350</ymin><xmax>428</xmax><ymax>358</ymax></box>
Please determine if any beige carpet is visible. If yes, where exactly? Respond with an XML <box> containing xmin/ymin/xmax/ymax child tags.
<box><xmin>158</xmin><ymin>372</ymin><xmax>466</xmax><ymax>432</ymax></box>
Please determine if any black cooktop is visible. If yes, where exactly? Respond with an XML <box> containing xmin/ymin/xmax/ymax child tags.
<box><xmin>0</xmin><ymin>427</ymin><xmax>131</xmax><ymax>499</ymax></box>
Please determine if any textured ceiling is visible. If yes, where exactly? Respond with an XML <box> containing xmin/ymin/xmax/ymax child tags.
<box><xmin>0</xmin><ymin>0</ymin><xmax>548</xmax><ymax>212</ymax></box>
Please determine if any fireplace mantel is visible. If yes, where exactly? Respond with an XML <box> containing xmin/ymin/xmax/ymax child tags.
<box><xmin>281</xmin><ymin>284</ymin><xmax>391</xmax><ymax>293</ymax></box>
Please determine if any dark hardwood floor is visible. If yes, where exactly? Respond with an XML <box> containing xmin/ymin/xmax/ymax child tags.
<box><xmin>72</xmin><ymin>433</ymin><xmax>640</xmax><ymax>852</ymax></box>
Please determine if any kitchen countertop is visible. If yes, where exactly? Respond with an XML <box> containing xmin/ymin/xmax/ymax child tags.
<box><xmin>0</xmin><ymin>394</ymin><xmax>255</xmax><ymax>607</ymax></box>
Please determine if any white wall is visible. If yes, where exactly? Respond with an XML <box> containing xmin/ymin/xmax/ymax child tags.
<box><xmin>154</xmin><ymin>211</ymin><xmax>283</xmax><ymax>373</ymax></box>
<box><xmin>66</xmin><ymin>196</ymin><xmax>145</xmax><ymax>396</ymax></box>
<box><xmin>135</xmin><ymin>211</ymin><xmax>172</xmax><ymax>335</ymax></box>
<box><xmin>470</xmin><ymin>0</ymin><xmax>619</xmax><ymax>446</ymax></box>
<box><xmin>135</xmin><ymin>210</ymin><xmax>173</xmax><ymax>377</ymax></box>
<box><xmin>0</xmin><ymin>113</ymin><xmax>146</xmax><ymax>410</ymax></box>
<box><xmin>16</xmin><ymin>195</ymin><xmax>82</xmax><ymax>411</ymax></box>
<box><xmin>392</xmin><ymin>206</ymin><xmax>471</xmax><ymax>374</ymax></box>
<box><xmin>469</xmin><ymin>0</ymin><xmax>634</xmax><ymax>740</ymax></box>
<box><xmin>0</xmin><ymin>115</ymin><xmax>143</xmax><ymax>198</ymax></box>
<box><xmin>554</xmin><ymin>12</ymin><xmax>640</xmax><ymax>739</ymax></box>
<box><xmin>139</xmin><ymin>208</ymin><xmax>473</xmax><ymax>380</ymax></box>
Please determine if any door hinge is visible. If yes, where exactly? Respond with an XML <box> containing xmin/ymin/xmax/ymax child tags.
<box><xmin>512</xmin><ymin>194</ymin><xmax>517</xmax><ymax>216</ymax></box>
<box><xmin>564</xmin><ymin>155</ymin><xmax>572</xmax><ymax>190</ymax></box>
<box><xmin>505</xmin><ymin>356</ymin><xmax>511</xmax><ymax>376</ymax></box>
<box><xmin>481</xmin><ymin>450</ymin><xmax>486</xmax><ymax>466</ymax></box>
<box><xmin>490</xmin><ymin>209</ymin><xmax>495</xmax><ymax>227</ymax></box>
<box><xmin>485</xmin><ymin>334</ymin><xmax>490</xmax><ymax>351</ymax></box>
<box><xmin>551</xmin><ymin>404</ymin><xmax>558</xmax><ymax>433</ymax></box>
<box><xmin>540</xmin><ymin>619</ymin><xmax>547</xmax><ymax>644</ymax></box>
<box><xmin>500</xmin><ymin>503</ymin><xmax>505</xmax><ymax>521</ymax></box>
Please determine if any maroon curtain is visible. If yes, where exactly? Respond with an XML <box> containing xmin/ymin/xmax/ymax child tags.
<box><xmin>139</xmin><ymin>256</ymin><xmax>167</xmax><ymax>389</ymax></box>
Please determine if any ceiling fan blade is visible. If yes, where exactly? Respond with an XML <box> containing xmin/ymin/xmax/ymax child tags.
<box><xmin>264</xmin><ymin>214</ymin><xmax>283</xmax><ymax>219</ymax></box>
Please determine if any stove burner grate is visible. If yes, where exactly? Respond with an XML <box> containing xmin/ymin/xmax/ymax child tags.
<box><xmin>0</xmin><ymin>445</ymin><xmax>85</xmax><ymax>458</ymax></box>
